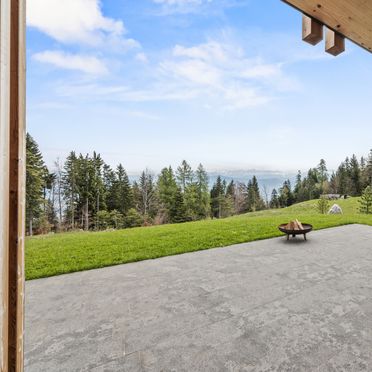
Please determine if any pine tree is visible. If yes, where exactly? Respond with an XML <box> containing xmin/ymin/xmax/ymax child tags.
<box><xmin>317</xmin><ymin>159</ymin><xmax>328</xmax><ymax>183</ymax></box>
<box><xmin>76</xmin><ymin>154</ymin><xmax>95</xmax><ymax>230</ymax></box>
<box><xmin>194</xmin><ymin>164</ymin><xmax>210</xmax><ymax>219</ymax></box>
<box><xmin>91</xmin><ymin>152</ymin><xmax>106</xmax><ymax>229</ymax></box>
<box><xmin>279</xmin><ymin>180</ymin><xmax>294</xmax><ymax>207</ymax></box>
<box><xmin>226</xmin><ymin>180</ymin><xmax>235</xmax><ymax>198</ymax></box>
<box><xmin>364</xmin><ymin>150</ymin><xmax>372</xmax><ymax>187</ymax></box>
<box><xmin>270</xmin><ymin>189</ymin><xmax>280</xmax><ymax>208</ymax></box>
<box><xmin>176</xmin><ymin>160</ymin><xmax>193</xmax><ymax>192</ymax></box>
<box><xmin>102</xmin><ymin>164</ymin><xmax>117</xmax><ymax>211</ymax></box>
<box><xmin>113</xmin><ymin>164</ymin><xmax>133</xmax><ymax>216</ymax></box>
<box><xmin>210</xmin><ymin>176</ymin><xmax>225</xmax><ymax>218</ymax></box>
<box><xmin>223</xmin><ymin>185</ymin><xmax>235</xmax><ymax>218</ymax></box>
<box><xmin>62</xmin><ymin>151</ymin><xmax>78</xmax><ymax>229</ymax></box>
<box><xmin>246</xmin><ymin>176</ymin><xmax>264</xmax><ymax>212</ymax></box>
<box><xmin>359</xmin><ymin>186</ymin><xmax>372</xmax><ymax>214</ymax></box>
<box><xmin>169</xmin><ymin>187</ymin><xmax>187</xmax><ymax>223</ymax></box>
<box><xmin>294</xmin><ymin>171</ymin><xmax>303</xmax><ymax>201</ymax></box>
<box><xmin>176</xmin><ymin>161</ymin><xmax>200</xmax><ymax>220</ymax></box>
<box><xmin>349</xmin><ymin>154</ymin><xmax>361</xmax><ymax>196</ymax></box>
<box><xmin>157</xmin><ymin>167</ymin><xmax>178</xmax><ymax>222</ymax></box>
<box><xmin>26</xmin><ymin>134</ymin><xmax>47</xmax><ymax>235</ymax></box>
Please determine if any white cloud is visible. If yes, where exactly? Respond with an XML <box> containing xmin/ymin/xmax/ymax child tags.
<box><xmin>135</xmin><ymin>52</ymin><xmax>149</xmax><ymax>63</ymax></box>
<box><xmin>34</xmin><ymin>32</ymin><xmax>301</xmax><ymax>111</ymax></box>
<box><xmin>50</xmin><ymin>38</ymin><xmax>299</xmax><ymax>110</ymax></box>
<box><xmin>173</xmin><ymin>42</ymin><xmax>229</xmax><ymax>63</ymax></box>
<box><xmin>161</xmin><ymin>59</ymin><xmax>221</xmax><ymax>86</ymax></box>
<box><xmin>27</xmin><ymin>0</ymin><xmax>139</xmax><ymax>51</ymax></box>
<box><xmin>33</xmin><ymin>51</ymin><xmax>108</xmax><ymax>75</ymax></box>
<box><xmin>153</xmin><ymin>0</ymin><xmax>206</xmax><ymax>4</ymax></box>
<box><xmin>152</xmin><ymin>0</ymin><xmax>213</xmax><ymax>14</ymax></box>
<box><xmin>158</xmin><ymin>40</ymin><xmax>292</xmax><ymax>109</ymax></box>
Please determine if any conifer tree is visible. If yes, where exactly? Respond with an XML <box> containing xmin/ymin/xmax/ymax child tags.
<box><xmin>176</xmin><ymin>160</ymin><xmax>193</xmax><ymax>192</ymax></box>
<box><xmin>210</xmin><ymin>176</ymin><xmax>225</xmax><ymax>218</ymax></box>
<box><xmin>246</xmin><ymin>176</ymin><xmax>264</xmax><ymax>212</ymax></box>
<box><xmin>278</xmin><ymin>180</ymin><xmax>294</xmax><ymax>207</ymax></box>
<box><xmin>157</xmin><ymin>167</ymin><xmax>178</xmax><ymax>222</ymax></box>
<box><xmin>26</xmin><ymin>133</ymin><xmax>47</xmax><ymax>235</ymax></box>
<box><xmin>194</xmin><ymin>164</ymin><xmax>210</xmax><ymax>219</ymax></box>
<box><xmin>169</xmin><ymin>187</ymin><xmax>188</xmax><ymax>223</ymax></box>
<box><xmin>349</xmin><ymin>155</ymin><xmax>361</xmax><ymax>196</ymax></box>
<box><xmin>359</xmin><ymin>186</ymin><xmax>372</xmax><ymax>214</ymax></box>
<box><xmin>102</xmin><ymin>164</ymin><xmax>117</xmax><ymax>211</ymax></box>
<box><xmin>270</xmin><ymin>189</ymin><xmax>280</xmax><ymax>208</ymax></box>
<box><xmin>317</xmin><ymin>159</ymin><xmax>328</xmax><ymax>184</ymax></box>
<box><xmin>62</xmin><ymin>151</ymin><xmax>78</xmax><ymax>229</ymax></box>
<box><xmin>365</xmin><ymin>150</ymin><xmax>372</xmax><ymax>187</ymax></box>
<box><xmin>113</xmin><ymin>164</ymin><xmax>133</xmax><ymax>216</ymax></box>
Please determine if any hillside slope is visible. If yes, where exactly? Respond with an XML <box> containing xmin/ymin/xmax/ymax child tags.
<box><xmin>26</xmin><ymin>198</ymin><xmax>372</xmax><ymax>280</ymax></box>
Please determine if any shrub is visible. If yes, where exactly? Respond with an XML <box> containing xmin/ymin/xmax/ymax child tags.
<box><xmin>96</xmin><ymin>210</ymin><xmax>111</xmax><ymax>230</ymax></box>
<box><xmin>317</xmin><ymin>196</ymin><xmax>330</xmax><ymax>214</ymax></box>
<box><xmin>109</xmin><ymin>210</ymin><xmax>124</xmax><ymax>229</ymax></box>
<box><xmin>124</xmin><ymin>208</ymin><xmax>144</xmax><ymax>228</ymax></box>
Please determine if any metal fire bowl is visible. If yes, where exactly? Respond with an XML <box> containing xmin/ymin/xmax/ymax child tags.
<box><xmin>278</xmin><ymin>223</ymin><xmax>313</xmax><ymax>240</ymax></box>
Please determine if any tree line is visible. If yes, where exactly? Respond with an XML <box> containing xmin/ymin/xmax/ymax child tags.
<box><xmin>26</xmin><ymin>133</ymin><xmax>372</xmax><ymax>235</ymax></box>
<box><xmin>270</xmin><ymin>155</ymin><xmax>372</xmax><ymax>209</ymax></box>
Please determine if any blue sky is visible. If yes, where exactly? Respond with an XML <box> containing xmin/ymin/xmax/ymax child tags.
<box><xmin>26</xmin><ymin>0</ymin><xmax>372</xmax><ymax>174</ymax></box>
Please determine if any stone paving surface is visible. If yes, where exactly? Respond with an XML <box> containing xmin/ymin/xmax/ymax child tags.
<box><xmin>25</xmin><ymin>224</ymin><xmax>372</xmax><ymax>371</ymax></box>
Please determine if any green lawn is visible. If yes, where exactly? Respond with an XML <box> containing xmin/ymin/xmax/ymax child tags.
<box><xmin>26</xmin><ymin>198</ymin><xmax>372</xmax><ymax>280</ymax></box>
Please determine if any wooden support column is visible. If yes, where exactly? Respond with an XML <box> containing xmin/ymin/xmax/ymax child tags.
<box><xmin>0</xmin><ymin>0</ymin><xmax>11</xmax><ymax>369</ymax></box>
<box><xmin>326</xmin><ymin>28</ymin><xmax>345</xmax><ymax>56</ymax></box>
<box><xmin>0</xmin><ymin>0</ymin><xmax>26</xmax><ymax>371</ymax></box>
<box><xmin>8</xmin><ymin>0</ymin><xmax>26</xmax><ymax>370</ymax></box>
<box><xmin>302</xmin><ymin>14</ymin><xmax>323</xmax><ymax>45</ymax></box>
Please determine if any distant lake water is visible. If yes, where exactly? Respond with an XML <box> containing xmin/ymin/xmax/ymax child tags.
<box><xmin>129</xmin><ymin>170</ymin><xmax>297</xmax><ymax>197</ymax></box>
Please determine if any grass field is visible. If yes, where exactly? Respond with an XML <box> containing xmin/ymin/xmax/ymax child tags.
<box><xmin>26</xmin><ymin>198</ymin><xmax>372</xmax><ymax>280</ymax></box>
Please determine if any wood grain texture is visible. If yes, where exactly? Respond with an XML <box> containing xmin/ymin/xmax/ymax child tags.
<box><xmin>283</xmin><ymin>0</ymin><xmax>372</xmax><ymax>53</ymax></box>
<box><xmin>8</xmin><ymin>0</ymin><xmax>26</xmax><ymax>371</ymax></box>
<box><xmin>302</xmin><ymin>15</ymin><xmax>323</xmax><ymax>45</ymax></box>
<box><xmin>325</xmin><ymin>28</ymin><xmax>345</xmax><ymax>56</ymax></box>
<box><xmin>0</xmin><ymin>0</ymin><xmax>11</xmax><ymax>370</ymax></box>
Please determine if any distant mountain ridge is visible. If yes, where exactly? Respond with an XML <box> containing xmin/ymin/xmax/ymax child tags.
<box><xmin>207</xmin><ymin>169</ymin><xmax>297</xmax><ymax>195</ymax></box>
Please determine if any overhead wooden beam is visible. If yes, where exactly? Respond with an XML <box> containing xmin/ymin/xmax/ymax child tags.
<box><xmin>282</xmin><ymin>0</ymin><xmax>372</xmax><ymax>53</ymax></box>
<box><xmin>302</xmin><ymin>15</ymin><xmax>323</xmax><ymax>45</ymax></box>
<box><xmin>325</xmin><ymin>28</ymin><xmax>345</xmax><ymax>56</ymax></box>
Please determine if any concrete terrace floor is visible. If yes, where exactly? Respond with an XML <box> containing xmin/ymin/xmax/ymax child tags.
<box><xmin>25</xmin><ymin>224</ymin><xmax>372</xmax><ymax>371</ymax></box>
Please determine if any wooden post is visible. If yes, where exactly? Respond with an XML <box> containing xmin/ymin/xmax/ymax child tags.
<box><xmin>325</xmin><ymin>28</ymin><xmax>345</xmax><ymax>56</ymax></box>
<box><xmin>0</xmin><ymin>0</ymin><xmax>26</xmax><ymax>371</ymax></box>
<box><xmin>302</xmin><ymin>14</ymin><xmax>323</xmax><ymax>45</ymax></box>
<box><xmin>9</xmin><ymin>0</ymin><xmax>26</xmax><ymax>370</ymax></box>
<box><xmin>0</xmin><ymin>0</ymin><xmax>11</xmax><ymax>369</ymax></box>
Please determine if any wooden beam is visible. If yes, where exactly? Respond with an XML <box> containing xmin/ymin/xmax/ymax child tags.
<box><xmin>302</xmin><ymin>15</ymin><xmax>323</xmax><ymax>45</ymax></box>
<box><xmin>0</xmin><ymin>0</ymin><xmax>11</xmax><ymax>369</ymax></box>
<box><xmin>325</xmin><ymin>28</ymin><xmax>345</xmax><ymax>56</ymax></box>
<box><xmin>8</xmin><ymin>0</ymin><xmax>26</xmax><ymax>370</ymax></box>
<box><xmin>282</xmin><ymin>0</ymin><xmax>372</xmax><ymax>53</ymax></box>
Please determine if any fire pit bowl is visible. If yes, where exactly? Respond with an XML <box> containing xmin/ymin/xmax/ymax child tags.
<box><xmin>278</xmin><ymin>223</ymin><xmax>313</xmax><ymax>241</ymax></box>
